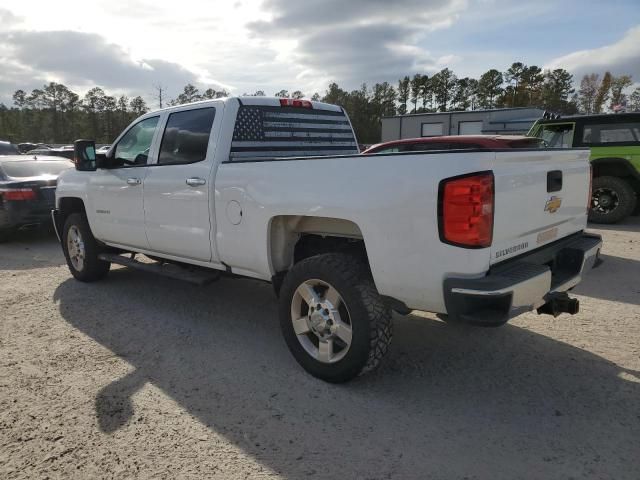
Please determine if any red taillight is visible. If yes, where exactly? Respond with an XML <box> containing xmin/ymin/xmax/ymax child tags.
<box><xmin>279</xmin><ymin>98</ymin><xmax>313</xmax><ymax>109</ymax></box>
<box><xmin>439</xmin><ymin>172</ymin><xmax>494</xmax><ymax>248</ymax></box>
<box><xmin>1</xmin><ymin>188</ymin><xmax>37</xmax><ymax>201</ymax></box>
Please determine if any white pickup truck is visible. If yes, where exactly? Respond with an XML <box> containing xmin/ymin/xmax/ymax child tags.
<box><xmin>53</xmin><ymin>96</ymin><xmax>602</xmax><ymax>382</ymax></box>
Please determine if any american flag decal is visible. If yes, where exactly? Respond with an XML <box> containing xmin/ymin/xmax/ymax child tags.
<box><xmin>230</xmin><ymin>106</ymin><xmax>358</xmax><ymax>160</ymax></box>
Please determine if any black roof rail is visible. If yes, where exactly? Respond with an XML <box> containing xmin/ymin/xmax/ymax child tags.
<box><xmin>542</xmin><ymin>110</ymin><xmax>562</xmax><ymax>120</ymax></box>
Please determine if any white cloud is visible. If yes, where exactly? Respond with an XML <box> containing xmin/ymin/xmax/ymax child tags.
<box><xmin>1</xmin><ymin>0</ymin><xmax>637</xmax><ymax>109</ymax></box>
<box><xmin>248</xmin><ymin>0</ymin><xmax>467</xmax><ymax>88</ymax></box>
<box><xmin>545</xmin><ymin>26</ymin><xmax>640</xmax><ymax>80</ymax></box>
<box><xmin>0</xmin><ymin>1</ymin><xmax>301</xmax><ymax>105</ymax></box>
<box><xmin>0</xmin><ymin>0</ymin><xmax>469</xmax><ymax>106</ymax></box>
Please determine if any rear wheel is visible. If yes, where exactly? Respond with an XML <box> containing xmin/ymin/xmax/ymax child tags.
<box><xmin>279</xmin><ymin>253</ymin><xmax>392</xmax><ymax>383</ymax></box>
<box><xmin>589</xmin><ymin>176</ymin><xmax>637</xmax><ymax>224</ymax></box>
<box><xmin>62</xmin><ymin>213</ymin><xmax>110</xmax><ymax>282</ymax></box>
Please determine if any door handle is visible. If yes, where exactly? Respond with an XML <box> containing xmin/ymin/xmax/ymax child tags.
<box><xmin>126</xmin><ymin>177</ymin><xmax>141</xmax><ymax>186</ymax></box>
<box><xmin>547</xmin><ymin>170</ymin><xmax>562</xmax><ymax>192</ymax></box>
<box><xmin>186</xmin><ymin>177</ymin><xmax>206</xmax><ymax>187</ymax></box>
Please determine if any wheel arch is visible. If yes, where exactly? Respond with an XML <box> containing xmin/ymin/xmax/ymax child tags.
<box><xmin>268</xmin><ymin>215</ymin><xmax>370</xmax><ymax>289</ymax></box>
<box><xmin>591</xmin><ymin>157</ymin><xmax>640</xmax><ymax>193</ymax></box>
<box><xmin>56</xmin><ymin>197</ymin><xmax>86</xmax><ymax>235</ymax></box>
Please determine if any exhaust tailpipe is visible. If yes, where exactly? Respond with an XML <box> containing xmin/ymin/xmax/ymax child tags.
<box><xmin>537</xmin><ymin>292</ymin><xmax>580</xmax><ymax>317</ymax></box>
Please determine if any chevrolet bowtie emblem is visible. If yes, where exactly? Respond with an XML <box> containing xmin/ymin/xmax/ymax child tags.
<box><xmin>545</xmin><ymin>196</ymin><xmax>562</xmax><ymax>213</ymax></box>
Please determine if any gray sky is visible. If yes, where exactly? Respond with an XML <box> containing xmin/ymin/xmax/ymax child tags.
<box><xmin>1</xmin><ymin>0</ymin><xmax>639</xmax><ymax>107</ymax></box>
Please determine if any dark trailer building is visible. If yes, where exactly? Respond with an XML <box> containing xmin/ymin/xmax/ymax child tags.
<box><xmin>381</xmin><ymin>107</ymin><xmax>544</xmax><ymax>142</ymax></box>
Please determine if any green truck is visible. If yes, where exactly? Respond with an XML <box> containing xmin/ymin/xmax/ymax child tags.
<box><xmin>528</xmin><ymin>113</ymin><xmax>640</xmax><ymax>224</ymax></box>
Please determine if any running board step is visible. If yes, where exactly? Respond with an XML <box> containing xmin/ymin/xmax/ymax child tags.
<box><xmin>98</xmin><ymin>253</ymin><xmax>220</xmax><ymax>285</ymax></box>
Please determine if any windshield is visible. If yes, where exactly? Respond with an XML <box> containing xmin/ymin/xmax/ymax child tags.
<box><xmin>536</xmin><ymin>124</ymin><xmax>574</xmax><ymax>148</ymax></box>
<box><xmin>0</xmin><ymin>143</ymin><xmax>19</xmax><ymax>155</ymax></box>
<box><xmin>0</xmin><ymin>160</ymin><xmax>72</xmax><ymax>178</ymax></box>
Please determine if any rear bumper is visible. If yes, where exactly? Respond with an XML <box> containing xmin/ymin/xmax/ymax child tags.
<box><xmin>443</xmin><ymin>232</ymin><xmax>603</xmax><ymax>325</ymax></box>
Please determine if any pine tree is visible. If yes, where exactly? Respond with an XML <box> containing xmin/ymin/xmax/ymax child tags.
<box><xmin>431</xmin><ymin>68</ymin><xmax>457</xmax><ymax>112</ymax></box>
<box><xmin>542</xmin><ymin>69</ymin><xmax>575</xmax><ymax>113</ymax></box>
<box><xmin>477</xmin><ymin>69</ymin><xmax>504</xmax><ymax>109</ymax></box>
<box><xmin>593</xmin><ymin>72</ymin><xmax>612</xmax><ymax>113</ymax></box>
<box><xmin>397</xmin><ymin>76</ymin><xmax>410</xmax><ymax>115</ymax></box>
<box><xmin>505</xmin><ymin>62</ymin><xmax>525</xmax><ymax>107</ymax></box>
<box><xmin>409</xmin><ymin>74</ymin><xmax>422</xmax><ymax>113</ymax></box>
<box><xmin>609</xmin><ymin>75</ymin><xmax>633</xmax><ymax>110</ymax></box>
<box><xmin>578</xmin><ymin>74</ymin><xmax>600</xmax><ymax>114</ymax></box>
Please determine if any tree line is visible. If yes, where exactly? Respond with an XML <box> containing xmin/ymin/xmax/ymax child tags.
<box><xmin>0</xmin><ymin>83</ymin><xmax>232</xmax><ymax>145</ymax></box>
<box><xmin>0</xmin><ymin>62</ymin><xmax>638</xmax><ymax>145</ymax></box>
<box><xmin>248</xmin><ymin>64</ymin><xmax>639</xmax><ymax>143</ymax></box>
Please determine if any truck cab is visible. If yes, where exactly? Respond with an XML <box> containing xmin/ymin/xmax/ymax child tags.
<box><xmin>528</xmin><ymin>113</ymin><xmax>640</xmax><ymax>223</ymax></box>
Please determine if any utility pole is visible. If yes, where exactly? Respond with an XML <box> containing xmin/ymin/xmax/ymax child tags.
<box><xmin>153</xmin><ymin>83</ymin><xmax>166</xmax><ymax>109</ymax></box>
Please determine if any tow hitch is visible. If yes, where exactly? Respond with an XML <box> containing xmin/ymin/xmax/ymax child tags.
<box><xmin>537</xmin><ymin>292</ymin><xmax>580</xmax><ymax>317</ymax></box>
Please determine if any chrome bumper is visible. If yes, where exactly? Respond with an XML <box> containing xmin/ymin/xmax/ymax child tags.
<box><xmin>443</xmin><ymin>232</ymin><xmax>603</xmax><ymax>325</ymax></box>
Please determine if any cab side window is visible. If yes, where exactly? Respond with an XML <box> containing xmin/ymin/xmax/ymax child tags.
<box><xmin>158</xmin><ymin>108</ymin><xmax>216</xmax><ymax>165</ymax></box>
<box><xmin>581</xmin><ymin>123</ymin><xmax>640</xmax><ymax>145</ymax></box>
<box><xmin>114</xmin><ymin>116</ymin><xmax>159</xmax><ymax>166</ymax></box>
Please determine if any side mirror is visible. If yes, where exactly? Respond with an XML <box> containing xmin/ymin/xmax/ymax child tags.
<box><xmin>95</xmin><ymin>147</ymin><xmax>115</xmax><ymax>169</ymax></box>
<box><xmin>74</xmin><ymin>140</ymin><xmax>97</xmax><ymax>171</ymax></box>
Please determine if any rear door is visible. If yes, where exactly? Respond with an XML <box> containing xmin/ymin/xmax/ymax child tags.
<box><xmin>490</xmin><ymin>149</ymin><xmax>590</xmax><ymax>264</ymax></box>
<box><xmin>143</xmin><ymin>103</ymin><xmax>221</xmax><ymax>262</ymax></box>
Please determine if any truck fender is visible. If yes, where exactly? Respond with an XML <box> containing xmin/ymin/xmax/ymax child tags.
<box><xmin>591</xmin><ymin>157</ymin><xmax>640</xmax><ymax>186</ymax></box>
<box><xmin>56</xmin><ymin>197</ymin><xmax>87</xmax><ymax>236</ymax></box>
<box><xmin>268</xmin><ymin>215</ymin><xmax>365</xmax><ymax>271</ymax></box>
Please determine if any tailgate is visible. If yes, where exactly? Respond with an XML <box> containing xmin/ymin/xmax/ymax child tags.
<box><xmin>490</xmin><ymin>149</ymin><xmax>590</xmax><ymax>264</ymax></box>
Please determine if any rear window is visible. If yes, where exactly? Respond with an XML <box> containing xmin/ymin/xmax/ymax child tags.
<box><xmin>0</xmin><ymin>143</ymin><xmax>19</xmax><ymax>155</ymax></box>
<box><xmin>230</xmin><ymin>105</ymin><xmax>358</xmax><ymax>161</ymax></box>
<box><xmin>159</xmin><ymin>108</ymin><xmax>215</xmax><ymax>164</ymax></box>
<box><xmin>0</xmin><ymin>160</ymin><xmax>72</xmax><ymax>178</ymax></box>
<box><xmin>581</xmin><ymin>123</ymin><xmax>640</xmax><ymax>145</ymax></box>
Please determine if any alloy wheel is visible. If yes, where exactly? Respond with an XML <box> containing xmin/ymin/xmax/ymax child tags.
<box><xmin>290</xmin><ymin>279</ymin><xmax>353</xmax><ymax>363</ymax></box>
<box><xmin>67</xmin><ymin>225</ymin><xmax>85</xmax><ymax>271</ymax></box>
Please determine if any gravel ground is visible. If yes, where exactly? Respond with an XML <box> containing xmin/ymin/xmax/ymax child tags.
<box><xmin>0</xmin><ymin>220</ymin><xmax>639</xmax><ymax>479</ymax></box>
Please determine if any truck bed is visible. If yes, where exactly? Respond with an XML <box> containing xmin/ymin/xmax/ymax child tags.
<box><xmin>215</xmin><ymin>147</ymin><xmax>591</xmax><ymax>314</ymax></box>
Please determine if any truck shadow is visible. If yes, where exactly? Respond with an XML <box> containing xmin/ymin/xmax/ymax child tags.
<box><xmin>572</xmin><ymin>254</ymin><xmax>640</xmax><ymax>306</ymax></box>
<box><xmin>53</xmin><ymin>270</ymin><xmax>640</xmax><ymax>479</ymax></box>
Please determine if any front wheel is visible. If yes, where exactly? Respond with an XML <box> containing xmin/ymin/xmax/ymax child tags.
<box><xmin>62</xmin><ymin>212</ymin><xmax>110</xmax><ymax>282</ymax></box>
<box><xmin>589</xmin><ymin>176</ymin><xmax>637</xmax><ymax>224</ymax></box>
<box><xmin>279</xmin><ymin>253</ymin><xmax>392</xmax><ymax>383</ymax></box>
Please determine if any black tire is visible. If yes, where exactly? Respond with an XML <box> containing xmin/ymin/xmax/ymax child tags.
<box><xmin>62</xmin><ymin>212</ymin><xmax>110</xmax><ymax>282</ymax></box>
<box><xmin>279</xmin><ymin>253</ymin><xmax>392</xmax><ymax>383</ymax></box>
<box><xmin>589</xmin><ymin>176</ymin><xmax>637</xmax><ymax>224</ymax></box>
